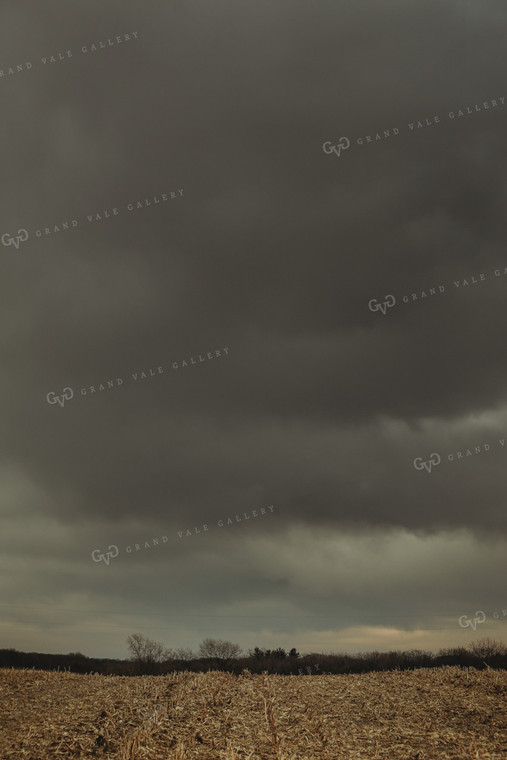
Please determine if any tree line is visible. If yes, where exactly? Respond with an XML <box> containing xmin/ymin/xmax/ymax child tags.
<box><xmin>1</xmin><ymin>635</ymin><xmax>506</xmax><ymax>676</ymax></box>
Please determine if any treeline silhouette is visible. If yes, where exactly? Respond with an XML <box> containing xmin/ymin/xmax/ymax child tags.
<box><xmin>1</xmin><ymin>640</ymin><xmax>507</xmax><ymax>676</ymax></box>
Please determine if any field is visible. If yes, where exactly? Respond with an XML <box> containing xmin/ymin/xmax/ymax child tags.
<box><xmin>0</xmin><ymin>667</ymin><xmax>506</xmax><ymax>759</ymax></box>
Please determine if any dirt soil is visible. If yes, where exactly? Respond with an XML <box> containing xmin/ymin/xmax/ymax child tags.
<box><xmin>0</xmin><ymin>667</ymin><xmax>506</xmax><ymax>759</ymax></box>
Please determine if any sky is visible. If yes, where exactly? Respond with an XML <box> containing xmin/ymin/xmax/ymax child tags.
<box><xmin>1</xmin><ymin>0</ymin><xmax>506</xmax><ymax>659</ymax></box>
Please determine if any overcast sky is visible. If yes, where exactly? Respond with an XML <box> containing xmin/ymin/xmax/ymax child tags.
<box><xmin>1</xmin><ymin>0</ymin><xmax>506</xmax><ymax>659</ymax></box>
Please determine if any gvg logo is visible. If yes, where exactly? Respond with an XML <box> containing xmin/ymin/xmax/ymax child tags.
<box><xmin>46</xmin><ymin>387</ymin><xmax>74</xmax><ymax>408</ymax></box>
<box><xmin>459</xmin><ymin>611</ymin><xmax>486</xmax><ymax>630</ymax></box>
<box><xmin>413</xmin><ymin>453</ymin><xmax>441</xmax><ymax>473</ymax></box>
<box><xmin>91</xmin><ymin>545</ymin><xmax>119</xmax><ymax>566</ymax></box>
<box><xmin>368</xmin><ymin>295</ymin><xmax>396</xmax><ymax>315</ymax></box>
<box><xmin>2</xmin><ymin>229</ymin><xmax>29</xmax><ymax>249</ymax></box>
<box><xmin>322</xmin><ymin>137</ymin><xmax>350</xmax><ymax>157</ymax></box>
<box><xmin>138</xmin><ymin>705</ymin><xmax>167</xmax><ymax>722</ymax></box>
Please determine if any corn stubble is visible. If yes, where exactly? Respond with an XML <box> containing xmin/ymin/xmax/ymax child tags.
<box><xmin>0</xmin><ymin>666</ymin><xmax>505</xmax><ymax>759</ymax></box>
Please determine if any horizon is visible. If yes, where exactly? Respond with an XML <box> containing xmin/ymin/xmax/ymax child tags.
<box><xmin>3</xmin><ymin>637</ymin><xmax>507</xmax><ymax>662</ymax></box>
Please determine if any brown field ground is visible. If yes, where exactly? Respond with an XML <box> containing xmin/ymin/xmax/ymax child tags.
<box><xmin>0</xmin><ymin>667</ymin><xmax>506</xmax><ymax>760</ymax></box>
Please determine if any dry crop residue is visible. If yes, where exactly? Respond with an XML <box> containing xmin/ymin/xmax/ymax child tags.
<box><xmin>0</xmin><ymin>666</ymin><xmax>506</xmax><ymax>759</ymax></box>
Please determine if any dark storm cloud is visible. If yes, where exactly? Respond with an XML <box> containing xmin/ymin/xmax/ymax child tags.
<box><xmin>1</xmin><ymin>0</ymin><xmax>506</xmax><ymax>656</ymax></box>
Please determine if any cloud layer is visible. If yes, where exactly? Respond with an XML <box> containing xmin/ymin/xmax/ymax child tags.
<box><xmin>1</xmin><ymin>0</ymin><xmax>506</xmax><ymax>657</ymax></box>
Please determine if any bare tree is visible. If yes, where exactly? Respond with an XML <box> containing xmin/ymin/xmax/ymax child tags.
<box><xmin>126</xmin><ymin>633</ymin><xmax>172</xmax><ymax>674</ymax></box>
<box><xmin>172</xmin><ymin>647</ymin><xmax>195</xmax><ymax>661</ymax></box>
<box><xmin>468</xmin><ymin>638</ymin><xmax>507</xmax><ymax>659</ymax></box>
<box><xmin>198</xmin><ymin>638</ymin><xmax>242</xmax><ymax>660</ymax></box>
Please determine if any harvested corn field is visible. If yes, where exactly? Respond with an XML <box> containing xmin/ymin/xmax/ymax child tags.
<box><xmin>0</xmin><ymin>667</ymin><xmax>506</xmax><ymax>760</ymax></box>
